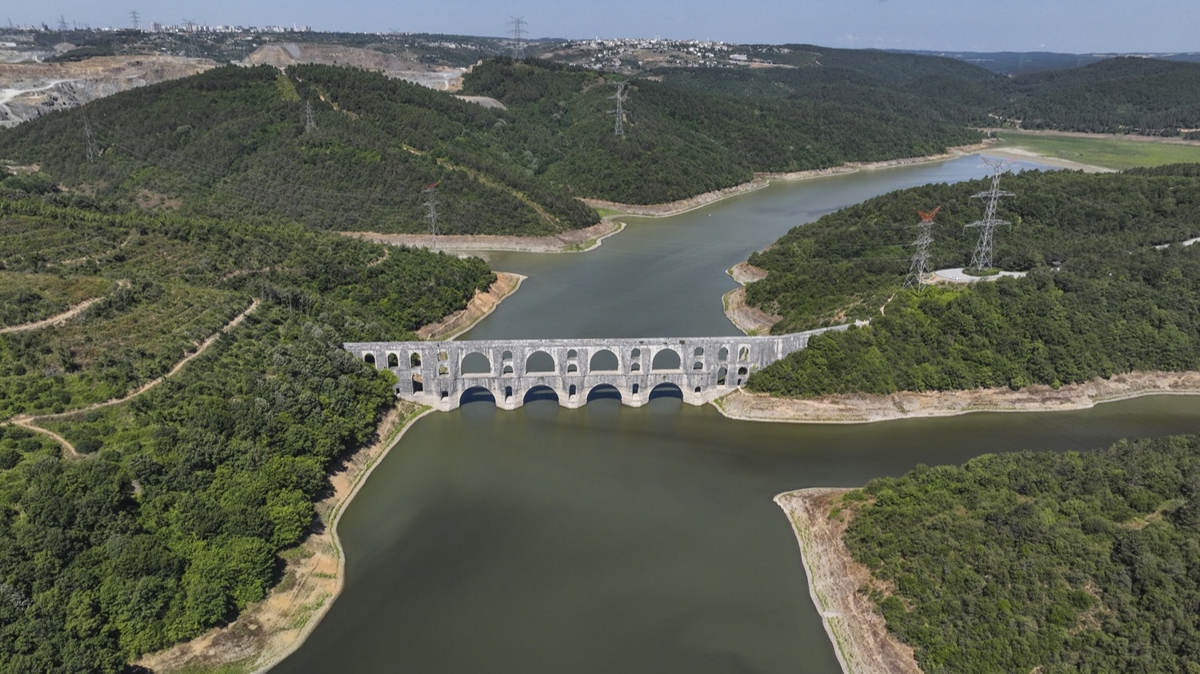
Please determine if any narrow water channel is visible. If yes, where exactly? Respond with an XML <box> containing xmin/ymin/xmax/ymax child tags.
<box><xmin>274</xmin><ymin>157</ymin><xmax>1200</xmax><ymax>673</ymax></box>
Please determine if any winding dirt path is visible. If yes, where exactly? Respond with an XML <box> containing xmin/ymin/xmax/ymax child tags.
<box><xmin>7</xmin><ymin>298</ymin><xmax>260</xmax><ymax>458</ymax></box>
<box><xmin>0</xmin><ymin>280</ymin><xmax>129</xmax><ymax>335</ymax></box>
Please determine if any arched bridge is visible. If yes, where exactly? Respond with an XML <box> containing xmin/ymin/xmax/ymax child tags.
<box><xmin>344</xmin><ymin>325</ymin><xmax>852</xmax><ymax>411</ymax></box>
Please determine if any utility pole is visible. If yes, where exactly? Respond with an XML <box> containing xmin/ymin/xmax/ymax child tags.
<box><xmin>903</xmin><ymin>206</ymin><xmax>940</xmax><ymax>291</ymax></box>
<box><xmin>304</xmin><ymin>100</ymin><xmax>317</xmax><ymax>132</ymax></box>
<box><xmin>507</xmin><ymin>16</ymin><xmax>527</xmax><ymax>58</ymax></box>
<box><xmin>81</xmin><ymin>114</ymin><xmax>98</xmax><ymax>164</ymax></box>
<box><xmin>423</xmin><ymin>182</ymin><xmax>440</xmax><ymax>237</ymax></box>
<box><xmin>129</xmin><ymin>10</ymin><xmax>140</xmax><ymax>30</ymax></box>
<box><xmin>966</xmin><ymin>158</ymin><xmax>1016</xmax><ymax>272</ymax></box>
<box><xmin>608</xmin><ymin>81</ymin><xmax>628</xmax><ymax>137</ymax></box>
<box><xmin>57</xmin><ymin>15</ymin><xmax>68</xmax><ymax>32</ymax></box>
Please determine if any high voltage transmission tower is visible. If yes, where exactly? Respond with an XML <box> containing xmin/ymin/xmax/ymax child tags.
<box><xmin>423</xmin><ymin>182</ymin><xmax>440</xmax><ymax>237</ymax></box>
<box><xmin>507</xmin><ymin>16</ymin><xmax>527</xmax><ymax>58</ymax></box>
<box><xmin>81</xmin><ymin>114</ymin><xmax>98</xmax><ymax>163</ymax></box>
<box><xmin>966</xmin><ymin>158</ymin><xmax>1015</xmax><ymax>272</ymax></box>
<box><xmin>305</xmin><ymin>100</ymin><xmax>317</xmax><ymax>132</ymax></box>
<box><xmin>129</xmin><ymin>10</ymin><xmax>140</xmax><ymax>30</ymax></box>
<box><xmin>904</xmin><ymin>206</ymin><xmax>941</xmax><ymax>291</ymax></box>
<box><xmin>608</xmin><ymin>81</ymin><xmax>629</xmax><ymax>137</ymax></box>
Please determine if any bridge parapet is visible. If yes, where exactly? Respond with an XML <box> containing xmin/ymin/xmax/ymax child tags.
<box><xmin>344</xmin><ymin>326</ymin><xmax>852</xmax><ymax>411</ymax></box>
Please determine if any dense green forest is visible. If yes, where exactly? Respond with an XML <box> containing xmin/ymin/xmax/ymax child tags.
<box><xmin>461</xmin><ymin>58</ymin><xmax>981</xmax><ymax>204</ymax></box>
<box><xmin>660</xmin><ymin>48</ymin><xmax>1200</xmax><ymax>135</ymax></box>
<box><xmin>0</xmin><ymin>65</ymin><xmax>597</xmax><ymax>236</ymax></box>
<box><xmin>0</xmin><ymin>58</ymin><xmax>980</xmax><ymax>216</ymax></box>
<box><xmin>745</xmin><ymin>165</ymin><xmax>1200</xmax><ymax>396</ymax></box>
<box><xmin>0</xmin><ymin>178</ymin><xmax>493</xmax><ymax>671</ymax></box>
<box><xmin>842</xmin><ymin>434</ymin><xmax>1200</xmax><ymax>673</ymax></box>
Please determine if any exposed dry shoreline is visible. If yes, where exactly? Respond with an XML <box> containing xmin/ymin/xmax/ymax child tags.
<box><xmin>138</xmin><ymin>271</ymin><xmax>526</xmax><ymax>674</ymax></box>
<box><xmin>774</xmin><ymin>489</ymin><xmax>921</xmax><ymax>674</ymax></box>
<box><xmin>416</xmin><ymin>271</ymin><xmax>525</xmax><ymax>340</ymax></box>
<box><xmin>716</xmin><ymin>371</ymin><xmax>1200</xmax><ymax>425</ymax></box>
<box><xmin>341</xmin><ymin>218</ymin><xmax>624</xmax><ymax>254</ymax></box>
<box><xmin>722</xmin><ymin>262</ymin><xmax>781</xmax><ymax>335</ymax></box>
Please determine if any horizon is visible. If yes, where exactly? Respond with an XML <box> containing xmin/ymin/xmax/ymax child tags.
<box><xmin>5</xmin><ymin>0</ymin><xmax>1200</xmax><ymax>54</ymax></box>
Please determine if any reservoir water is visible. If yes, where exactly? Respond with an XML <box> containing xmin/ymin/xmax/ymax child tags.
<box><xmin>275</xmin><ymin>157</ymin><xmax>1200</xmax><ymax>673</ymax></box>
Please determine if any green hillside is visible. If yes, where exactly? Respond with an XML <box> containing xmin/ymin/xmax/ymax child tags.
<box><xmin>744</xmin><ymin>165</ymin><xmax>1200</xmax><ymax>396</ymax></box>
<box><xmin>842</xmin><ymin>434</ymin><xmax>1200</xmax><ymax>673</ymax></box>
<box><xmin>0</xmin><ymin>176</ymin><xmax>493</xmax><ymax>671</ymax></box>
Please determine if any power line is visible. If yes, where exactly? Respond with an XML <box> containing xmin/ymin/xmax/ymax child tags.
<box><xmin>903</xmin><ymin>206</ymin><xmax>940</xmax><ymax>292</ymax></box>
<box><xmin>966</xmin><ymin>158</ymin><xmax>1015</xmax><ymax>272</ymax></box>
<box><xmin>608</xmin><ymin>81</ymin><xmax>629</xmax><ymax>137</ymax></box>
<box><xmin>507</xmin><ymin>16</ymin><xmax>527</xmax><ymax>58</ymax></box>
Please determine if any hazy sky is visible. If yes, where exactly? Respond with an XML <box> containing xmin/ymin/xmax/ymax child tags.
<box><xmin>7</xmin><ymin>0</ymin><xmax>1200</xmax><ymax>53</ymax></box>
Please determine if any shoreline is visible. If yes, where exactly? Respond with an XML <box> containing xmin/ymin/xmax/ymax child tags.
<box><xmin>774</xmin><ymin>489</ymin><xmax>921</xmax><ymax>674</ymax></box>
<box><xmin>341</xmin><ymin>218</ymin><xmax>625</xmax><ymax>255</ymax></box>
<box><xmin>722</xmin><ymin>262</ymin><xmax>780</xmax><ymax>335</ymax></box>
<box><xmin>713</xmin><ymin>370</ymin><xmax>1200</xmax><ymax>425</ymax></box>
<box><xmin>137</xmin><ymin>268</ymin><xmax>527</xmax><ymax>674</ymax></box>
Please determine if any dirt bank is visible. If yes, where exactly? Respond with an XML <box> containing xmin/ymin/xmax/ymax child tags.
<box><xmin>341</xmin><ymin>218</ymin><xmax>624</xmax><ymax>254</ymax></box>
<box><xmin>723</xmin><ymin>263</ymin><xmax>780</xmax><ymax>335</ymax></box>
<box><xmin>583</xmin><ymin>142</ymin><xmax>995</xmax><ymax>219</ymax></box>
<box><xmin>717</xmin><ymin>371</ymin><xmax>1200</xmax><ymax>424</ymax></box>
<box><xmin>774</xmin><ymin>489</ymin><xmax>921</xmax><ymax>674</ymax></box>
<box><xmin>417</xmin><ymin>271</ymin><xmax>525</xmax><ymax>340</ymax></box>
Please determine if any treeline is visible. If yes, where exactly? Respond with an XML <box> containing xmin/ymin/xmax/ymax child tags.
<box><xmin>0</xmin><ymin>182</ymin><xmax>493</xmax><ymax>671</ymax></box>
<box><xmin>843</xmin><ymin>434</ymin><xmax>1200</xmax><ymax>673</ymax></box>
<box><xmin>745</xmin><ymin>165</ymin><xmax>1200</xmax><ymax>397</ymax></box>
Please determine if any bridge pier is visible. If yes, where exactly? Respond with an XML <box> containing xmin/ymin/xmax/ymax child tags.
<box><xmin>348</xmin><ymin>328</ymin><xmax>852</xmax><ymax>413</ymax></box>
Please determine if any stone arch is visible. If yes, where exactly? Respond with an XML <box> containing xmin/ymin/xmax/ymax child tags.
<box><xmin>692</xmin><ymin>361</ymin><xmax>704</xmax><ymax>371</ymax></box>
<box><xmin>504</xmin><ymin>385</ymin><xmax>513</xmax><ymax>400</ymax></box>
<box><xmin>460</xmin><ymin>386</ymin><xmax>496</xmax><ymax>406</ymax></box>
<box><xmin>693</xmin><ymin>347</ymin><xmax>704</xmax><ymax>357</ymax></box>
<box><xmin>523</xmin><ymin>385</ymin><xmax>559</xmax><ymax>404</ymax></box>
<box><xmin>630</xmin><ymin>348</ymin><xmax>641</xmax><ymax>359</ymax></box>
<box><xmin>737</xmin><ymin>366</ymin><xmax>749</xmax><ymax>376</ymax></box>
<box><xmin>717</xmin><ymin>367</ymin><xmax>728</xmax><ymax>386</ymax></box>
<box><xmin>411</xmin><ymin>375</ymin><xmax>424</xmax><ymax>394</ymax></box>
<box><xmin>438</xmin><ymin>351</ymin><xmax>449</xmax><ymax>361</ymax></box>
<box><xmin>738</xmin><ymin>347</ymin><xmax>749</xmax><ymax>362</ymax></box>
<box><xmin>589</xmin><ymin>349</ymin><xmax>619</xmax><ymax>372</ymax></box>
<box><xmin>363</xmin><ymin>353</ymin><xmax>376</xmax><ymax>366</ymax></box>
<box><xmin>526</xmin><ymin>350</ymin><xmax>555</xmax><ymax>374</ymax></box>
<box><xmin>503</xmin><ymin>364</ymin><xmax>515</xmax><ymax>375</ymax></box>
<box><xmin>587</xmin><ymin>384</ymin><xmax>622</xmax><ymax>402</ymax></box>
<box><xmin>649</xmin><ymin>382</ymin><xmax>683</xmax><ymax>401</ymax></box>
<box><xmin>694</xmin><ymin>386</ymin><xmax>702</xmax><ymax>393</ymax></box>
<box><xmin>632</xmin><ymin>383</ymin><xmax>640</xmax><ymax>395</ymax></box>
<box><xmin>631</xmin><ymin>362</ymin><xmax>641</xmax><ymax>372</ymax></box>
<box><xmin>718</xmin><ymin>347</ymin><xmax>729</xmax><ymax>361</ymax></box>
<box><xmin>567</xmin><ymin>349</ymin><xmax>578</xmax><ymax>359</ymax></box>
<box><xmin>502</xmin><ymin>350</ymin><xmax>513</xmax><ymax>361</ymax></box>
<box><xmin>438</xmin><ymin>364</ymin><xmax>449</xmax><ymax>376</ymax></box>
<box><xmin>410</xmin><ymin>352</ymin><xmax>422</xmax><ymax>368</ymax></box>
<box><xmin>461</xmin><ymin>352</ymin><xmax>492</xmax><ymax>376</ymax></box>
<box><xmin>387</xmin><ymin>353</ymin><xmax>399</xmax><ymax>368</ymax></box>
<box><xmin>567</xmin><ymin>364</ymin><xmax>579</xmax><ymax>374</ymax></box>
<box><xmin>569</xmin><ymin>384</ymin><xmax>578</xmax><ymax>397</ymax></box>
<box><xmin>651</xmin><ymin>348</ymin><xmax>681</xmax><ymax>371</ymax></box>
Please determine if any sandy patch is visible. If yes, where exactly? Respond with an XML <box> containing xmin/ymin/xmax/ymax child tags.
<box><xmin>723</xmin><ymin>263</ymin><xmax>780</xmax><ymax>335</ymax></box>
<box><xmin>342</xmin><ymin>219</ymin><xmax>624</xmax><ymax>254</ymax></box>
<box><xmin>774</xmin><ymin>489</ymin><xmax>921</xmax><ymax>674</ymax></box>
<box><xmin>716</xmin><ymin>371</ymin><xmax>1200</xmax><ymax>425</ymax></box>
<box><xmin>416</xmin><ymin>271</ymin><xmax>525</xmax><ymax>341</ymax></box>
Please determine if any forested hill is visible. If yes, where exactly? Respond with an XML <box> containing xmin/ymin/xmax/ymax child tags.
<box><xmin>744</xmin><ymin>165</ymin><xmax>1200</xmax><ymax>397</ymax></box>
<box><xmin>0</xmin><ymin>177</ymin><xmax>494</xmax><ymax>670</ymax></box>
<box><xmin>461</xmin><ymin>59</ymin><xmax>981</xmax><ymax>204</ymax></box>
<box><xmin>841</xmin><ymin>434</ymin><xmax>1200</xmax><ymax>673</ymax></box>
<box><xmin>0</xmin><ymin>64</ymin><xmax>598</xmax><ymax>236</ymax></box>
<box><xmin>658</xmin><ymin>48</ymin><xmax>1200</xmax><ymax>135</ymax></box>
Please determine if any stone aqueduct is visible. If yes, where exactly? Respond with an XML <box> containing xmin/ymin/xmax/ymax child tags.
<box><xmin>344</xmin><ymin>326</ymin><xmax>852</xmax><ymax>411</ymax></box>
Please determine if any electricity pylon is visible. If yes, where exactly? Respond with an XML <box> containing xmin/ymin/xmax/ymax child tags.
<box><xmin>423</xmin><ymin>182</ymin><xmax>440</xmax><ymax>237</ymax></box>
<box><xmin>608</xmin><ymin>81</ymin><xmax>629</xmax><ymax>137</ymax></box>
<box><xmin>966</xmin><ymin>158</ymin><xmax>1015</xmax><ymax>272</ymax></box>
<box><xmin>904</xmin><ymin>206</ymin><xmax>941</xmax><ymax>291</ymax></box>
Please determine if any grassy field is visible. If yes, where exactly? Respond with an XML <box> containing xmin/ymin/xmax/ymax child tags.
<box><xmin>995</xmin><ymin>132</ymin><xmax>1200</xmax><ymax>169</ymax></box>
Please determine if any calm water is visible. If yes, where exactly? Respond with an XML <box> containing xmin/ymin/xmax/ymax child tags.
<box><xmin>274</xmin><ymin>157</ymin><xmax>1200</xmax><ymax>674</ymax></box>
